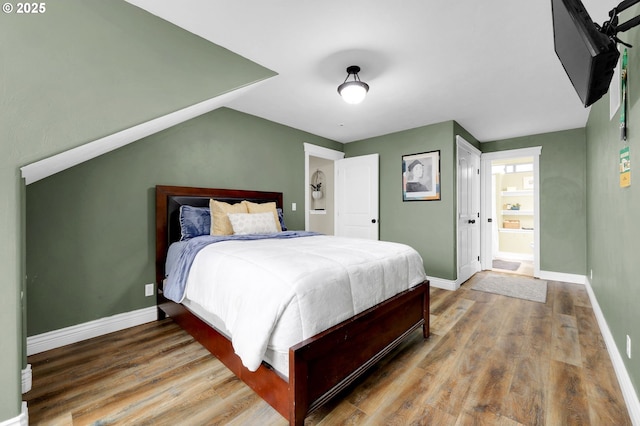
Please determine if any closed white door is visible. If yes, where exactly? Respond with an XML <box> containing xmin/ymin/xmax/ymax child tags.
<box><xmin>335</xmin><ymin>154</ymin><xmax>379</xmax><ymax>240</ymax></box>
<box><xmin>457</xmin><ymin>137</ymin><xmax>481</xmax><ymax>283</ymax></box>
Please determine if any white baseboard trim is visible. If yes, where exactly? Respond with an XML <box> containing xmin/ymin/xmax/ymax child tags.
<box><xmin>538</xmin><ymin>270</ymin><xmax>586</xmax><ymax>285</ymax></box>
<box><xmin>0</xmin><ymin>402</ymin><xmax>28</xmax><ymax>426</ymax></box>
<box><xmin>431</xmin><ymin>270</ymin><xmax>587</xmax><ymax>292</ymax></box>
<box><xmin>428</xmin><ymin>276</ymin><xmax>458</xmax><ymax>291</ymax></box>
<box><xmin>27</xmin><ymin>306</ymin><xmax>158</xmax><ymax>356</ymax></box>
<box><xmin>21</xmin><ymin>365</ymin><xmax>31</xmax><ymax>394</ymax></box>
<box><xmin>585</xmin><ymin>278</ymin><xmax>640</xmax><ymax>425</ymax></box>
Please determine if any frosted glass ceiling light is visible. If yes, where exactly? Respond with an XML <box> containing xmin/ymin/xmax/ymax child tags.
<box><xmin>337</xmin><ymin>65</ymin><xmax>369</xmax><ymax>104</ymax></box>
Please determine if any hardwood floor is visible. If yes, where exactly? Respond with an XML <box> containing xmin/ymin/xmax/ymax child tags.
<box><xmin>25</xmin><ymin>272</ymin><xmax>631</xmax><ymax>425</ymax></box>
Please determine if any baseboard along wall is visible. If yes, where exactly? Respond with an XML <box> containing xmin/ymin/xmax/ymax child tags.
<box><xmin>584</xmin><ymin>278</ymin><xmax>640</xmax><ymax>425</ymax></box>
<box><xmin>26</xmin><ymin>306</ymin><xmax>157</xmax><ymax>356</ymax></box>
<box><xmin>0</xmin><ymin>402</ymin><xmax>28</xmax><ymax>426</ymax></box>
<box><xmin>22</xmin><ymin>365</ymin><xmax>31</xmax><ymax>394</ymax></box>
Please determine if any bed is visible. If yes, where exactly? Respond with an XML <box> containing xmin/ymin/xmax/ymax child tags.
<box><xmin>155</xmin><ymin>185</ymin><xmax>430</xmax><ymax>425</ymax></box>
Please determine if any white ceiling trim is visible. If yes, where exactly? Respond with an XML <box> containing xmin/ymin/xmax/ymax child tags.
<box><xmin>20</xmin><ymin>83</ymin><xmax>262</xmax><ymax>185</ymax></box>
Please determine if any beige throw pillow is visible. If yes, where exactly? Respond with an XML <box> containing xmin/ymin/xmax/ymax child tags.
<box><xmin>242</xmin><ymin>200</ymin><xmax>282</xmax><ymax>232</ymax></box>
<box><xmin>210</xmin><ymin>199</ymin><xmax>248</xmax><ymax>235</ymax></box>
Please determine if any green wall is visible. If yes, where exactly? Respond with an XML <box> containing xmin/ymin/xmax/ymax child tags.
<box><xmin>344</xmin><ymin>121</ymin><xmax>477</xmax><ymax>280</ymax></box>
<box><xmin>26</xmin><ymin>108</ymin><xmax>341</xmax><ymax>335</ymax></box>
<box><xmin>7</xmin><ymin>0</ymin><xmax>639</xmax><ymax>418</ymax></box>
<box><xmin>482</xmin><ymin>128</ymin><xmax>587</xmax><ymax>275</ymax></box>
<box><xmin>344</xmin><ymin>118</ymin><xmax>587</xmax><ymax>281</ymax></box>
<box><xmin>1</xmin><ymin>1</ymin><xmax>274</xmax><ymax>421</ymax></box>
<box><xmin>585</xmin><ymin>5</ymin><xmax>640</xmax><ymax>396</ymax></box>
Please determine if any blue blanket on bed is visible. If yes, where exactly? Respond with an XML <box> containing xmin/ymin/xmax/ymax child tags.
<box><xmin>163</xmin><ymin>231</ymin><xmax>319</xmax><ymax>302</ymax></box>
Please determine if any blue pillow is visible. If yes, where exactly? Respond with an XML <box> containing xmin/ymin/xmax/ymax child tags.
<box><xmin>276</xmin><ymin>207</ymin><xmax>287</xmax><ymax>231</ymax></box>
<box><xmin>179</xmin><ymin>205</ymin><xmax>211</xmax><ymax>241</ymax></box>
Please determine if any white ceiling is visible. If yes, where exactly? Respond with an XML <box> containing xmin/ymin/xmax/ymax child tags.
<box><xmin>126</xmin><ymin>0</ymin><xmax>614</xmax><ymax>143</ymax></box>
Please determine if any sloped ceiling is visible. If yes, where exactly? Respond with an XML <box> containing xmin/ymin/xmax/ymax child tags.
<box><xmin>127</xmin><ymin>0</ymin><xmax>616</xmax><ymax>143</ymax></box>
<box><xmin>13</xmin><ymin>0</ymin><xmax>276</xmax><ymax>183</ymax></box>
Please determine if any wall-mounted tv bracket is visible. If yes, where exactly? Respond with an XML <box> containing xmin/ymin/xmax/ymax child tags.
<box><xmin>599</xmin><ymin>0</ymin><xmax>640</xmax><ymax>47</ymax></box>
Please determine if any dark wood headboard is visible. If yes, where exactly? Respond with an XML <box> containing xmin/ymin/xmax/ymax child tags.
<box><xmin>155</xmin><ymin>185</ymin><xmax>283</xmax><ymax>286</ymax></box>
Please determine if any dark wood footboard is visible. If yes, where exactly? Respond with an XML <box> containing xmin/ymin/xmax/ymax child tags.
<box><xmin>288</xmin><ymin>280</ymin><xmax>429</xmax><ymax>424</ymax></box>
<box><xmin>158</xmin><ymin>280</ymin><xmax>429</xmax><ymax>425</ymax></box>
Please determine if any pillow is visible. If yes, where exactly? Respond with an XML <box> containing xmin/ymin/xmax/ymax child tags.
<box><xmin>210</xmin><ymin>199</ymin><xmax>248</xmax><ymax>235</ymax></box>
<box><xmin>276</xmin><ymin>207</ymin><xmax>287</xmax><ymax>231</ymax></box>
<box><xmin>179</xmin><ymin>205</ymin><xmax>211</xmax><ymax>241</ymax></box>
<box><xmin>242</xmin><ymin>200</ymin><xmax>282</xmax><ymax>232</ymax></box>
<box><xmin>227</xmin><ymin>212</ymin><xmax>278</xmax><ymax>235</ymax></box>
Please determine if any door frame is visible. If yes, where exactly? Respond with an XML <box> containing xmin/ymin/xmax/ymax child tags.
<box><xmin>480</xmin><ymin>146</ymin><xmax>542</xmax><ymax>277</ymax></box>
<box><xmin>303</xmin><ymin>143</ymin><xmax>344</xmax><ymax>232</ymax></box>
<box><xmin>456</xmin><ymin>135</ymin><xmax>482</xmax><ymax>285</ymax></box>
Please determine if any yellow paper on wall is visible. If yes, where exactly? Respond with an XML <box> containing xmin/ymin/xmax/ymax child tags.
<box><xmin>620</xmin><ymin>146</ymin><xmax>631</xmax><ymax>188</ymax></box>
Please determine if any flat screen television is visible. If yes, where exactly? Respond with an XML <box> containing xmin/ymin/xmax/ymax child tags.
<box><xmin>551</xmin><ymin>0</ymin><xmax>619</xmax><ymax>107</ymax></box>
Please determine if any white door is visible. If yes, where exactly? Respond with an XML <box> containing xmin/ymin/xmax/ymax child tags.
<box><xmin>457</xmin><ymin>137</ymin><xmax>481</xmax><ymax>284</ymax></box>
<box><xmin>335</xmin><ymin>154</ymin><xmax>379</xmax><ymax>240</ymax></box>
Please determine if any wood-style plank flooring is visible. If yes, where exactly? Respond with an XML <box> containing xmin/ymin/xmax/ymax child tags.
<box><xmin>25</xmin><ymin>272</ymin><xmax>631</xmax><ymax>425</ymax></box>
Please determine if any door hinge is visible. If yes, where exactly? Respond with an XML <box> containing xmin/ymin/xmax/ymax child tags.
<box><xmin>477</xmin><ymin>256</ymin><xmax>480</xmax><ymax>261</ymax></box>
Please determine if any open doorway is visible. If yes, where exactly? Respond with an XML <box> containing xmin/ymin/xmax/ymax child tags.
<box><xmin>490</xmin><ymin>157</ymin><xmax>534</xmax><ymax>276</ymax></box>
<box><xmin>481</xmin><ymin>147</ymin><xmax>541</xmax><ymax>278</ymax></box>
<box><xmin>303</xmin><ymin>143</ymin><xmax>344</xmax><ymax>234</ymax></box>
<box><xmin>308</xmin><ymin>156</ymin><xmax>334</xmax><ymax>234</ymax></box>
<box><xmin>303</xmin><ymin>143</ymin><xmax>379</xmax><ymax>239</ymax></box>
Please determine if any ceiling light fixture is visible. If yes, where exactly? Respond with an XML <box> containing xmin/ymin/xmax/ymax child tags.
<box><xmin>337</xmin><ymin>65</ymin><xmax>369</xmax><ymax>104</ymax></box>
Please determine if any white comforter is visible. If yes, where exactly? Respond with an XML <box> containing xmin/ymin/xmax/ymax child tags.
<box><xmin>183</xmin><ymin>235</ymin><xmax>426</xmax><ymax>371</ymax></box>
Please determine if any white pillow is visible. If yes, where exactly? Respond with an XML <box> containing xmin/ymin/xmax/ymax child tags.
<box><xmin>227</xmin><ymin>212</ymin><xmax>278</xmax><ymax>235</ymax></box>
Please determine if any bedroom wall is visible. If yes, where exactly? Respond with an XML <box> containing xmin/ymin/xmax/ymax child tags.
<box><xmin>584</xmin><ymin>4</ymin><xmax>640</xmax><ymax>397</ymax></box>
<box><xmin>342</xmin><ymin>121</ymin><xmax>586</xmax><ymax>283</ymax></box>
<box><xmin>26</xmin><ymin>108</ymin><xmax>341</xmax><ymax>336</ymax></box>
<box><xmin>344</xmin><ymin>121</ymin><xmax>479</xmax><ymax>281</ymax></box>
<box><xmin>1</xmin><ymin>1</ymin><xmax>275</xmax><ymax>421</ymax></box>
<box><xmin>481</xmin><ymin>128</ymin><xmax>587</xmax><ymax>275</ymax></box>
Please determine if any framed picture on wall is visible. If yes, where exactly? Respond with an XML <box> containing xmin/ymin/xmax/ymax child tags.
<box><xmin>402</xmin><ymin>150</ymin><xmax>441</xmax><ymax>201</ymax></box>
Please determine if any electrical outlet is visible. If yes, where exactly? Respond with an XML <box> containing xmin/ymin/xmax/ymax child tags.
<box><xmin>145</xmin><ymin>283</ymin><xmax>154</xmax><ymax>297</ymax></box>
<box><xmin>627</xmin><ymin>335</ymin><xmax>632</xmax><ymax>359</ymax></box>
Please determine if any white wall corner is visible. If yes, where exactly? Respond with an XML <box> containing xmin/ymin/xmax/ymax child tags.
<box><xmin>585</xmin><ymin>278</ymin><xmax>640</xmax><ymax>425</ymax></box>
<box><xmin>27</xmin><ymin>306</ymin><xmax>158</xmax><ymax>356</ymax></box>
<box><xmin>21</xmin><ymin>365</ymin><xmax>31</xmax><ymax>394</ymax></box>
<box><xmin>0</xmin><ymin>402</ymin><xmax>28</xmax><ymax>426</ymax></box>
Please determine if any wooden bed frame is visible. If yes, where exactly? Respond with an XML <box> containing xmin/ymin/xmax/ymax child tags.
<box><xmin>155</xmin><ymin>185</ymin><xmax>430</xmax><ymax>425</ymax></box>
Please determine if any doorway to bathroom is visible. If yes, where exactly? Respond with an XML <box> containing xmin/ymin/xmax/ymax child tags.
<box><xmin>481</xmin><ymin>147</ymin><xmax>541</xmax><ymax>278</ymax></box>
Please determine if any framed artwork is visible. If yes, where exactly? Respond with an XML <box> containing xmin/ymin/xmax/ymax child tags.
<box><xmin>402</xmin><ymin>150</ymin><xmax>441</xmax><ymax>201</ymax></box>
